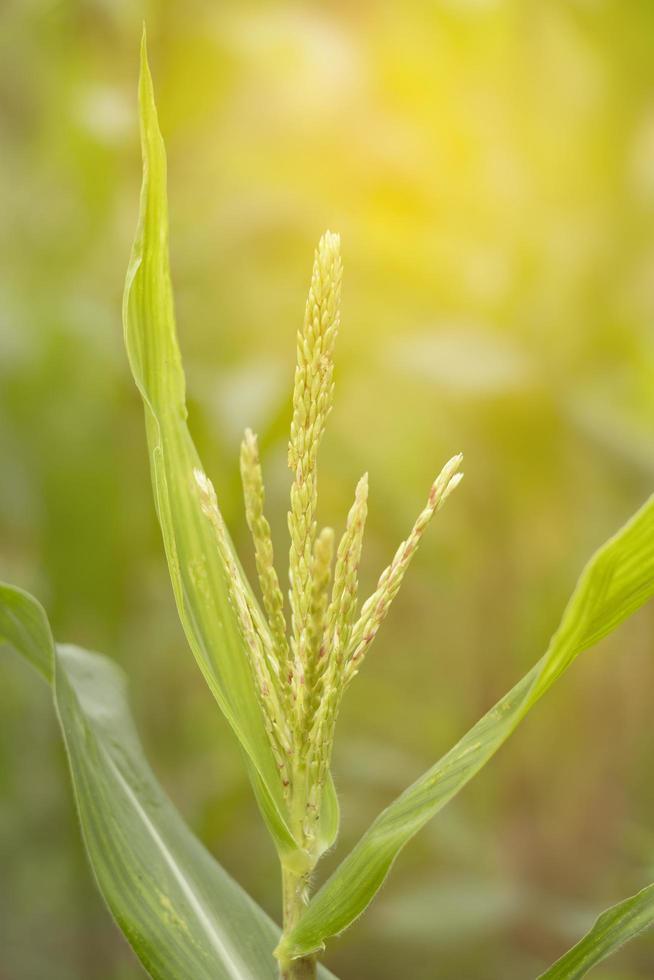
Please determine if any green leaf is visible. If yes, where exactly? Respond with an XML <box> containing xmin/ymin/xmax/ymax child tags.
<box><xmin>319</xmin><ymin>772</ymin><xmax>340</xmax><ymax>855</ymax></box>
<box><xmin>0</xmin><ymin>583</ymin><xmax>52</xmax><ymax>682</ymax></box>
<box><xmin>280</xmin><ymin>495</ymin><xmax>654</xmax><ymax>958</ymax></box>
<box><xmin>1</xmin><ymin>582</ymin><xmax>337</xmax><ymax>980</ymax></box>
<box><xmin>122</xmin><ymin>31</ymin><xmax>295</xmax><ymax>856</ymax></box>
<box><xmin>538</xmin><ymin>882</ymin><xmax>654</xmax><ymax>979</ymax></box>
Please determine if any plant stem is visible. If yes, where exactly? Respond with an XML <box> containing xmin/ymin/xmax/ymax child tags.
<box><xmin>279</xmin><ymin>865</ymin><xmax>316</xmax><ymax>980</ymax></box>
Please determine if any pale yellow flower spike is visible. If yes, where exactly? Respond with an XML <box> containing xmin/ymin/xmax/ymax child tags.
<box><xmin>304</xmin><ymin>526</ymin><xmax>335</xmax><ymax>700</ymax></box>
<box><xmin>345</xmin><ymin>454</ymin><xmax>463</xmax><ymax>683</ymax></box>
<box><xmin>196</xmin><ymin>232</ymin><xmax>463</xmax><ymax>838</ymax></box>
<box><xmin>308</xmin><ymin>473</ymin><xmax>369</xmax><ymax>801</ymax></box>
<box><xmin>287</xmin><ymin>231</ymin><xmax>342</xmax><ymax>721</ymax></box>
<box><xmin>240</xmin><ymin>428</ymin><xmax>291</xmax><ymax>684</ymax></box>
<box><xmin>323</xmin><ymin>473</ymin><xmax>369</xmax><ymax>670</ymax></box>
<box><xmin>193</xmin><ymin>467</ymin><xmax>293</xmax><ymax>793</ymax></box>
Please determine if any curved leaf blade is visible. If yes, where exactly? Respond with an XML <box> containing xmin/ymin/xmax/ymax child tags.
<box><xmin>0</xmin><ymin>583</ymin><xmax>53</xmax><ymax>681</ymax></box>
<box><xmin>538</xmin><ymin>882</ymin><xmax>654</xmax><ymax>979</ymax></box>
<box><xmin>122</xmin><ymin>32</ymin><xmax>293</xmax><ymax>853</ymax></box>
<box><xmin>281</xmin><ymin>496</ymin><xmax>654</xmax><ymax>957</ymax></box>
<box><xmin>57</xmin><ymin>645</ymin><xmax>279</xmax><ymax>980</ymax></box>
<box><xmin>1</xmin><ymin>582</ymin><xmax>337</xmax><ymax>979</ymax></box>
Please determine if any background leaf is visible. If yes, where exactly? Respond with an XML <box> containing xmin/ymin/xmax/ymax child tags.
<box><xmin>281</xmin><ymin>495</ymin><xmax>654</xmax><ymax>958</ymax></box>
<box><xmin>0</xmin><ymin>582</ymin><xmax>337</xmax><ymax>980</ymax></box>
<box><xmin>0</xmin><ymin>584</ymin><xmax>52</xmax><ymax>682</ymax></box>
<box><xmin>122</xmin><ymin>33</ymin><xmax>294</xmax><ymax>855</ymax></box>
<box><xmin>538</xmin><ymin>882</ymin><xmax>654</xmax><ymax>979</ymax></box>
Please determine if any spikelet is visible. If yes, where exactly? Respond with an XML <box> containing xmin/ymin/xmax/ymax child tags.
<box><xmin>193</xmin><ymin>467</ymin><xmax>293</xmax><ymax>792</ymax></box>
<box><xmin>322</xmin><ymin>474</ymin><xmax>369</xmax><ymax>670</ymax></box>
<box><xmin>304</xmin><ymin>526</ymin><xmax>335</xmax><ymax>699</ymax></box>
<box><xmin>345</xmin><ymin>454</ymin><xmax>463</xmax><ymax>683</ymax></box>
<box><xmin>287</xmin><ymin>231</ymin><xmax>342</xmax><ymax>722</ymax></box>
<box><xmin>308</xmin><ymin>474</ymin><xmax>368</xmax><ymax>796</ymax></box>
<box><xmin>240</xmin><ymin>428</ymin><xmax>291</xmax><ymax>689</ymax></box>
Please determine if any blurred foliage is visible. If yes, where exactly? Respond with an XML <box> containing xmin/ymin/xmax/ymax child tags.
<box><xmin>1</xmin><ymin>0</ymin><xmax>654</xmax><ymax>977</ymax></box>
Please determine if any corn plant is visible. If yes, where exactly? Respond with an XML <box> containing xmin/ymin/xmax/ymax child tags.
<box><xmin>3</xmin><ymin>32</ymin><xmax>654</xmax><ymax>980</ymax></box>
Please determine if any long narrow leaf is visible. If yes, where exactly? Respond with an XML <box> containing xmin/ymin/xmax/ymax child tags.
<box><xmin>280</xmin><ymin>496</ymin><xmax>654</xmax><ymax>958</ymax></box>
<box><xmin>122</xmin><ymin>32</ymin><xmax>294</xmax><ymax>854</ymax></box>
<box><xmin>1</xmin><ymin>582</ymin><xmax>336</xmax><ymax>980</ymax></box>
<box><xmin>537</xmin><ymin>881</ymin><xmax>654</xmax><ymax>979</ymax></box>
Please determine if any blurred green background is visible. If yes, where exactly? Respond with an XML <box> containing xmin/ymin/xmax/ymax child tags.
<box><xmin>2</xmin><ymin>1</ymin><xmax>654</xmax><ymax>977</ymax></box>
